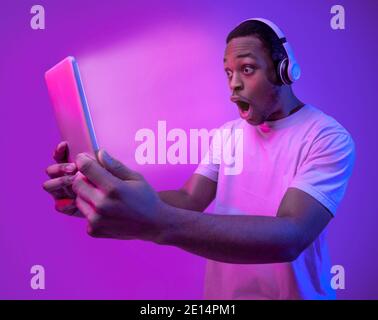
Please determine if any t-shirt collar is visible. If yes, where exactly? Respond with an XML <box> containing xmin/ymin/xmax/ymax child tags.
<box><xmin>257</xmin><ymin>104</ymin><xmax>310</xmax><ymax>131</ymax></box>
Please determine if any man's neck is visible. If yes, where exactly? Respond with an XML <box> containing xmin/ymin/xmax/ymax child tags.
<box><xmin>268</xmin><ymin>87</ymin><xmax>304</xmax><ymax>121</ymax></box>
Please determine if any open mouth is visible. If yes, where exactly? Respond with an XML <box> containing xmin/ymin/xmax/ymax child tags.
<box><xmin>230</xmin><ymin>96</ymin><xmax>253</xmax><ymax>120</ymax></box>
<box><xmin>234</xmin><ymin>99</ymin><xmax>253</xmax><ymax>120</ymax></box>
<box><xmin>236</xmin><ymin>100</ymin><xmax>249</xmax><ymax>112</ymax></box>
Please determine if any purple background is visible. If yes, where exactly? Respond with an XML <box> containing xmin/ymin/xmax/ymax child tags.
<box><xmin>1</xmin><ymin>0</ymin><xmax>377</xmax><ymax>299</ymax></box>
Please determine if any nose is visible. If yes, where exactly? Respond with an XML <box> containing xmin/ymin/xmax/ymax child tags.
<box><xmin>229</xmin><ymin>72</ymin><xmax>243</xmax><ymax>92</ymax></box>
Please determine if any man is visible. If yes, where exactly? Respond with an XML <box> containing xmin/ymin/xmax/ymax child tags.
<box><xmin>43</xmin><ymin>19</ymin><xmax>355</xmax><ymax>299</ymax></box>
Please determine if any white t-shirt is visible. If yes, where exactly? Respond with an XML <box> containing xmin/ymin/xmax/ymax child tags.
<box><xmin>194</xmin><ymin>104</ymin><xmax>356</xmax><ymax>300</ymax></box>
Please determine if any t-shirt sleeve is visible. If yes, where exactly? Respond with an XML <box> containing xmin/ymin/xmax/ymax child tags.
<box><xmin>289</xmin><ymin>132</ymin><xmax>356</xmax><ymax>216</ymax></box>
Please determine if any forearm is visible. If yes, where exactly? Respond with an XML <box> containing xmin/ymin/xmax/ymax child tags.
<box><xmin>158</xmin><ymin>190</ymin><xmax>203</xmax><ymax>211</ymax></box>
<box><xmin>155</xmin><ymin>204</ymin><xmax>301</xmax><ymax>264</ymax></box>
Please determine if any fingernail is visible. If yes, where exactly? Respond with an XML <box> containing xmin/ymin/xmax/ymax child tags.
<box><xmin>65</xmin><ymin>164</ymin><xmax>76</xmax><ymax>172</ymax></box>
<box><xmin>57</xmin><ymin>141</ymin><xmax>67</xmax><ymax>151</ymax></box>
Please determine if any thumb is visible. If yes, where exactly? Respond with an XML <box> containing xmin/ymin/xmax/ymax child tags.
<box><xmin>98</xmin><ymin>149</ymin><xmax>141</xmax><ymax>181</ymax></box>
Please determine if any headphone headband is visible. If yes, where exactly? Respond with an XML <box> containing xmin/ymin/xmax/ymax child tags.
<box><xmin>237</xmin><ymin>18</ymin><xmax>301</xmax><ymax>85</ymax></box>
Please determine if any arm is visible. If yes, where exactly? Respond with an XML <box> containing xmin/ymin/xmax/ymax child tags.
<box><xmin>71</xmin><ymin>151</ymin><xmax>333</xmax><ymax>264</ymax></box>
<box><xmin>156</xmin><ymin>187</ymin><xmax>332</xmax><ymax>264</ymax></box>
<box><xmin>158</xmin><ymin>174</ymin><xmax>217</xmax><ymax>211</ymax></box>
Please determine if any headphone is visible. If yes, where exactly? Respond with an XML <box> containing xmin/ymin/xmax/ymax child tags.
<box><xmin>238</xmin><ymin>18</ymin><xmax>301</xmax><ymax>85</ymax></box>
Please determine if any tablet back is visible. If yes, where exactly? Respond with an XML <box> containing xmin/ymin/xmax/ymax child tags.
<box><xmin>45</xmin><ymin>56</ymin><xmax>99</xmax><ymax>162</ymax></box>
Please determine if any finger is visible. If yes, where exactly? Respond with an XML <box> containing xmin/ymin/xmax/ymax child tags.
<box><xmin>46</xmin><ymin>163</ymin><xmax>77</xmax><ymax>178</ymax></box>
<box><xmin>49</xmin><ymin>188</ymin><xmax>74</xmax><ymax>200</ymax></box>
<box><xmin>75</xmin><ymin>153</ymin><xmax>119</xmax><ymax>193</ymax></box>
<box><xmin>42</xmin><ymin>175</ymin><xmax>76</xmax><ymax>194</ymax></box>
<box><xmin>72</xmin><ymin>173</ymin><xmax>104</xmax><ymax>207</ymax></box>
<box><xmin>46</xmin><ymin>183</ymin><xmax>76</xmax><ymax>200</ymax></box>
<box><xmin>75</xmin><ymin>196</ymin><xmax>96</xmax><ymax>219</ymax></box>
<box><xmin>98</xmin><ymin>149</ymin><xmax>142</xmax><ymax>181</ymax></box>
<box><xmin>55</xmin><ymin>198</ymin><xmax>85</xmax><ymax>218</ymax></box>
<box><xmin>53</xmin><ymin>141</ymin><xmax>69</xmax><ymax>164</ymax></box>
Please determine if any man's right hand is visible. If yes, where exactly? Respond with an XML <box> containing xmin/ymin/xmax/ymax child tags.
<box><xmin>42</xmin><ymin>141</ymin><xmax>83</xmax><ymax>217</ymax></box>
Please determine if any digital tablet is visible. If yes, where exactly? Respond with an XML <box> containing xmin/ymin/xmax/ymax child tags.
<box><xmin>45</xmin><ymin>56</ymin><xmax>99</xmax><ymax>162</ymax></box>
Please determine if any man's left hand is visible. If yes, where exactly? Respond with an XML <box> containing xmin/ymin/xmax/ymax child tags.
<box><xmin>71</xmin><ymin>150</ymin><xmax>166</xmax><ymax>242</ymax></box>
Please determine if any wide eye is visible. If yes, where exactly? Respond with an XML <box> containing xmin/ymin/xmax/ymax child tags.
<box><xmin>225</xmin><ymin>69</ymin><xmax>232</xmax><ymax>79</ymax></box>
<box><xmin>243</xmin><ymin>65</ymin><xmax>255</xmax><ymax>75</ymax></box>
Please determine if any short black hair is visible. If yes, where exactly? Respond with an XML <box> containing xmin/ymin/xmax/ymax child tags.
<box><xmin>226</xmin><ymin>20</ymin><xmax>287</xmax><ymax>69</ymax></box>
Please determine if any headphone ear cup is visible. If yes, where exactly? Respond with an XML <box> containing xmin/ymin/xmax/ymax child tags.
<box><xmin>288</xmin><ymin>62</ymin><xmax>301</xmax><ymax>82</ymax></box>
<box><xmin>277</xmin><ymin>58</ymin><xmax>288</xmax><ymax>85</ymax></box>
<box><xmin>278</xmin><ymin>58</ymin><xmax>292</xmax><ymax>85</ymax></box>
